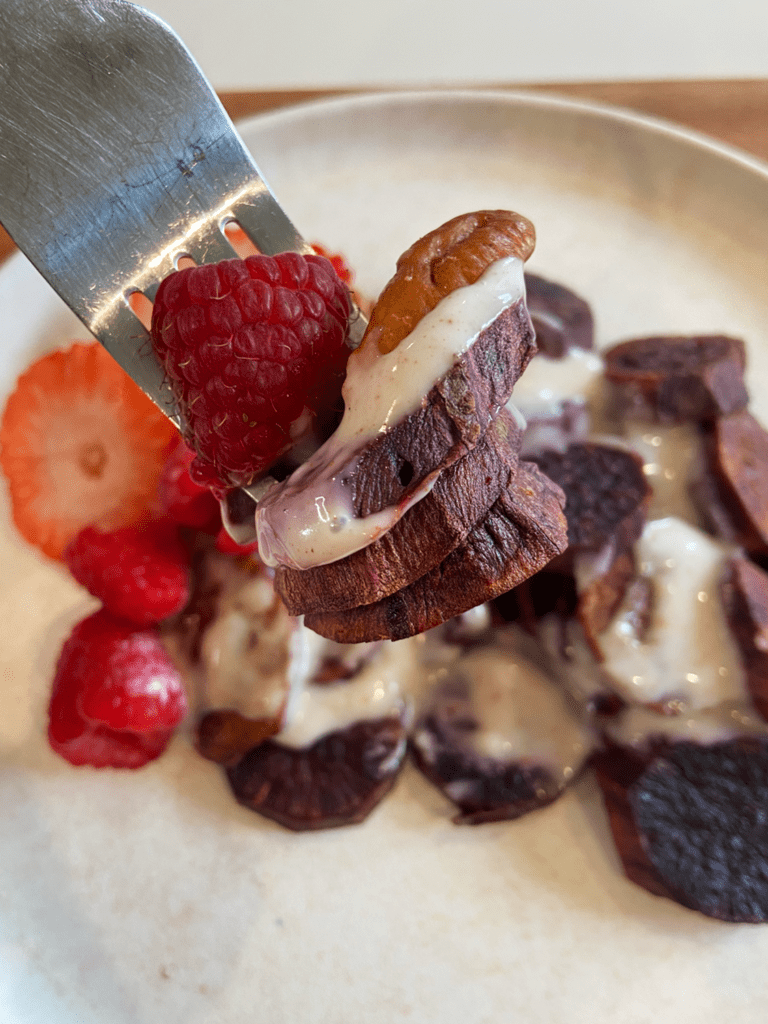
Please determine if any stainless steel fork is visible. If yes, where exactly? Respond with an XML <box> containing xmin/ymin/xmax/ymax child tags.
<box><xmin>0</xmin><ymin>0</ymin><xmax>366</xmax><ymax>436</ymax></box>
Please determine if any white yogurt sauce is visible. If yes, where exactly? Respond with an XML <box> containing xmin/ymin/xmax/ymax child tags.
<box><xmin>276</xmin><ymin>632</ymin><xmax>420</xmax><ymax>748</ymax></box>
<box><xmin>512</xmin><ymin>346</ymin><xmax>604</xmax><ymax>456</ymax></box>
<box><xmin>519</xmin><ymin>404</ymin><xmax>589</xmax><ymax>458</ymax></box>
<box><xmin>236</xmin><ymin>614</ymin><xmax>593</xmax><ymax>766</ymax></box>
<box><xmin>623</xmin><ymin>422</ymin><xmax>703</xmax><ymax>522</ymax></box>
<box><xmin>599</xmin><ymin>517</ymin><xmax>745</xmax><ymax>710</ymax></box>
<box><xmin>197</xmin><ymin>564</ymin><xmax>295</xmax><ymax>722</ymax></box>
<box><xmin>538</xmin><ymin>615</ymin><xmax>613</xmax><ymax>708</ymax></box>
<box><xmin>511</xmin><ymin>346</ymin><xmax>604</xmax><ymax>420</ymax></box>
<box><xmin>255</xmin><ymin>256</ymin><xmax>526</xmax><ymax>571</ymax></box>
<box><xmin>425</xmin><ymin>635</ymin><xmax>593</xmax><ymax>782</ymax></box>
<box><xmin>605</xmin><ymin>701</ymin><xmax>768</xmax><ymax>749</ymax></box>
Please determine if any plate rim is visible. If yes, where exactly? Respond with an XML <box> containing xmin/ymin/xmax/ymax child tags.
<box><xmin>4</xmin><ymin>87</ymin><xmax>767</xmax><ymax>286</ymax></box>
<box><xmin>232</xmin><ymin>86</ymin><xmax>768</xmax><ymax>185</ymax></box>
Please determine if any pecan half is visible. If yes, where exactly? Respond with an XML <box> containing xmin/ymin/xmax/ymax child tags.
<box><xmin>362</xmin><ymin>209</ymin><xmax>535</xmax><ymax>356</ymax></box>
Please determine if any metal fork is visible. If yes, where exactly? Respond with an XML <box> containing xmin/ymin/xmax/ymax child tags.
<box><xmin>0</xmin><ymin>0</ymin><xmax>365</xmax><ymax>465</ymax></box>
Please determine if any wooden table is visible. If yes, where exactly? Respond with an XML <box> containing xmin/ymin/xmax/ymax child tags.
<box><xmin>2</xmin><ymin>79</ymin><xmax>766</xmax><ymax>265</ymax></box>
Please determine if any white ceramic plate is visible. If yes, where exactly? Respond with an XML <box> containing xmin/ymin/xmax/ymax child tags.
<box><xmin>2</xmin><ymin>90</ymin><xmax>768</xmax><ymax>1024</ymax></box>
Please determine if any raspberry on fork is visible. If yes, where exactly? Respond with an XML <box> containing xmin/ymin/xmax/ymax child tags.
<box><xmin>150</xmin><ymin>252</ymin><xmax>353</xmax><ymax>490</ymax></box>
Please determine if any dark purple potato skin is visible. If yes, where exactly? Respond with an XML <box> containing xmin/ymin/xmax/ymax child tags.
<box><xmin>701</xmin><ymin>410</ymin><xmax>768</xmax><ymax>562</ymax></box>
<box><xmin>226</xmin><ymin>717</ymin><xmax>406</xmax><ymax>831</ymax></box>
<box><xmin>721</xmin><ymin>555</ymin><xmax>768</xmax><ymax>722</ymax></box>
<box><xmin>594</xmin><ymin>738</ymin><xmax>768</xmax><ymax>923</ymax></box>
<box><xmin>604</xmin><ymin>334</ymin><xmax>748</xmax><ymax>424</ymax></box>
<box><xmin>524</xmin><ymin>273</ymin><xmax>594</xmax><ymax>357</ymax></box>
<box><xmin>411</xmin><ymin>714</ymin><xmax>567</xmax><ymax>825</ymax></box>
<box><xmin>533</xmin><ymin>443</ymin><xmax>650</xmax><ymax>552</ymax></box>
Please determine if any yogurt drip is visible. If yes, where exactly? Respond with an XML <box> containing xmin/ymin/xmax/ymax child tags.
<box><xmin>255</xmin><ymin>256</ymin><xmax>526</xmax><ymax>571</ymax></box>
<box><xmin>623</xmin><ymin>422</ymin><xmax>703</xmax><ymax>522</ymax></box>
<box><xmin>444</xmin><ymin>640</ymin><xmax>593</xmax><ymax>781</ymax></box>
<box><xmin>275</xmin><ymin>623</ymin><xmax>592</xmax><ymax>778</ymax></box>
<box><xmin>599</xmin><ymin>516</ymin><xmax>745</xmax><ymax>710</ymax></box>
<box><xmin>511</xmin><ymin>345</ymin><xmax>603</xmax><ymax>456</ymax></box>
<box><xmin>511</xmin><ymin>346</ymin><xmax>604</xmax><ymax>420</ymax></box>
<box><xmin>277</xmin><ymin>634</ymin><xmax>419</xmax><ymax>748</ymax></box>
<box><xmin>605</xmin><ymin>701</ymin><xmax>768</xmax><ymax>749</ymax></box>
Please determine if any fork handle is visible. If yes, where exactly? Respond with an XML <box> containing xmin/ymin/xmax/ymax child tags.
<box><xmin>0</xmin><ymin>0</ymin><xmax>309</xmax><ymax>360</ymax></box>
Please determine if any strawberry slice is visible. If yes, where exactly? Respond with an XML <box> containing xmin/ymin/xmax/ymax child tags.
<box><xmin>0</xmin><ymin>342</ymin><xmax>178</xmax><ymax>559</ymax></box>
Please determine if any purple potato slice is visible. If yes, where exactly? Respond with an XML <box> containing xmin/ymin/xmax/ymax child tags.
<box><xmin>226</xmin><ymin>717</ymin><xmax>407</xmax><ymax>831</ymax></box>
<box><xmin>594</xmin><ymin>737</ymin><xmax>768</xmax><ymax>922</ymax></box>
<box><xmin>699</xmin><ymin>410</ymin><xmax>768</xmax><ymax>561</ymax></box>
<box><xmin>304</xmin><ymin>460</ymin><xmax>567</xmax><ymax>643</ymax></box>
<box><xmin>524</xmin><ymin>272</ymin><xmax>594</xmax><ymax>357</ymax></box>
<box><xmin>411</xmin><ymin>649</ymin><xmax>591</xmax><ymax>824</ymax></box>
<box><xmin>533</xmin><ymin>442</ymin><xmax>650</xmax><ymax>553</ymax></box>
<box><xmin>721</xmin><ymin>554</ymin><xmax>768</xmax><ymax>722</ymax></box>
<box><xmin>273</xmin><ymin>410</ymin><xmax>522</xmax><ymax>615</ymax></box>
<box><xmin>412</xmin><ymin>713</ymin><xmax>568</xmax><ymax>825</ymax></box>
<box><xmin>604</xmin><ymin>334</ymin><xmax>748</xmax><ymax>424</ymax></box>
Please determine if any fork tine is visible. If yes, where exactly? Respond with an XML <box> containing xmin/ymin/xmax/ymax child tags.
<box><xmin>175</xmin><ymin>225</ymin><xmax>240</xmax><ymax>270</ymax></box>
<box><xmin>231</xmin><ymin>195</ymin><xmax>314</xmax><ymax>257</ymax></box>
<box><xmin>132</xmin><ymin>223</ymin><xmax>241</xmax><ymax>304</ymax></box>
<box><xmin>231</xmin><ymin>197</ymin><xmax>368</xmax><ymax>348</ymax></box>
<box><xmin>97</xmin><ymin>303</ymin><xmax>181</xmax><ymax>426</ymax></box>
<box><xmin>139</xmin><ymin>224</ymin><xmax>240</xmax><ymax>302</ymax></box>
<box><xmin>0</xmin><ymin>0</ymin><xmax>365</xmax><ymax>545</ymax></box>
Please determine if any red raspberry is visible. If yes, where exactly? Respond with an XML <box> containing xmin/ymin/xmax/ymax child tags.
<box><xmin>48</xmin><ymin>609</ymin><xmax>188</xmax><ymax>769</ymax></box>
<box><xmin>150</xmin><ymin>253</ymin><xmax>352</xmax><ymax>489</ymax></box>
<box><xmin>64</xmin><ymin>521</ymin><xmax>191</xmax><ymax>626</ymax></box>
<box><xmin>157</xmin><ymin>438</ymin><xmax>221</xmax><ymax>531</ymax></box>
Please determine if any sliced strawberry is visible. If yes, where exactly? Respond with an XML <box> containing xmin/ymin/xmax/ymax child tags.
<box><xmin>48</xmin><ymin>608</ymin><xmax>187</xmax><ymax>769</ymax></box>
<box><xmin>0</xmin><ymin>342</ymin><xmax>178</xmax><ymax>559</ymax></box>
